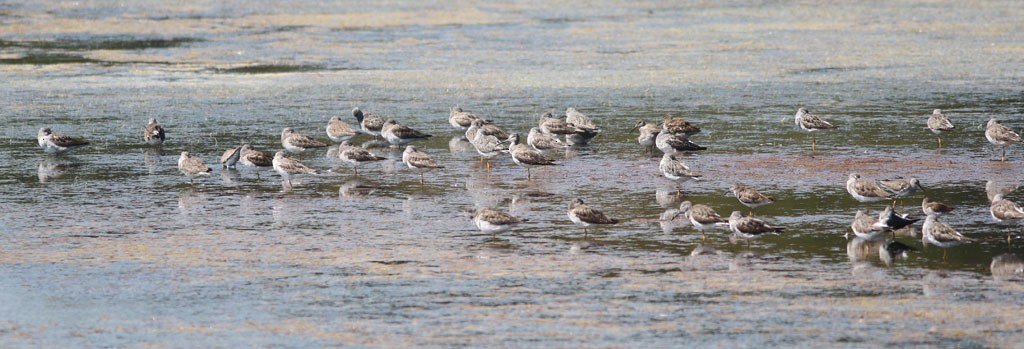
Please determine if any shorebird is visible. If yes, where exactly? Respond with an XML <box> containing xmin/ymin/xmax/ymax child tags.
<box><xmin>564</xmin><ymin>107</ymin><xmax>600</xmax><ymax>145</ymax></box>
<box><xmin>926</xmin><ymin>109</ymin><xmax>954</xmax><ymax>147</ymax></box>
<box><xmin>177</xmin><ymin>151</ymin><xmax>212</xmax><ymax>186</ymax></box>
<box><xmin>449</xmin><ymin>107</ymin><xmax>485</xmax><ymax>131</ymax></box>
<box><xmin>659</xmin><ymin>154</ymin><xmax>701</xmax><ymax>195</ymax></box>
<box><xmin>655</xmin><ymin>129</ymin><xmax>706</xmax><ymax>155</ymax></box>
<box><xmin>539</xmin><ymin>112</ymin><xmax>585</xmax><ymax>136</ymax></box>
<box><xmin>794</xmin><ymin>107</ymin><xmax>835</xmax><ymax>151</ymax></box>
<box><xmin>352</xmin><ymin>107</ymin><xmax>387</xmax><ymax>136</ymax></box>
<box><xmin>631</xmin><ymin>120</ymin><xmax>661</xmax><ymax>155</ymax></box>
<box><xmin>878</xmin><ymin>177</ymin><xmax>925</xmax><ymax>208</ymax></box>
<box><xmin>567</xmin><ymin>198</ymin><xmax>619</xmax><ymax>237</ymax></box>
<box><xmin>922</xmin><ymin>197</ymin><xmax>954</xmax><ymax>217</ymax></box>
<box><xmin>402</xmin><ymin>145</ymin><xmax>444</xmax><ymax>184</ymax></box>
<box><xmin>877</xmin><ymin>205</ymin><xmax>921</xmax><ymax>234</ymax></box>
<box><xmin>661</xmin><ymin>115</ymin><xmax>701</xmax><ymax>137</ymax></box>
<box><xmin>468</xmin><ymin>207</ymin><xmax>527</xmax><ymax>236</ymax></box>
<box><xmin>729</xmin><ymin>184</ymin><xmax>775</xmax><ymax>216</ymax></box>
<box><xmin>850</xmin><ymin>209</ymin><xmax>889</xmax><ymax>241</ymax></box>
<box><xmin>468</xmin><ymin>123</ymin><xmax>508</xmax><ymax>173</ymax></box>
<box><xmin>727</xmin><ymin>211</ymin><xmax>784</xmax><ymax>246</ymax></box>
<box><xmin>381</xmin><ymin>119</ymin><xmax>432</xmax><ymax>146</ymax></box>
<box><xmin>239</xmin><ymin>143</ymin><xmax>273</xmax><ymax>180</ymax></box>
<box><xmin>507</xmin><ymin>133</ymin><xmax>556</xmax><ymax>180</ymax></box>
<box><xmin>527</xmin><ymin>127</ymin><xmax>568</xmax><ymax>152</ymax></box>
<box><xmin>220</xmin><ymin>146</ymin><xmax>241</xmax><ymax>169</ymax></box>
<box><xmin>683</xmin><ymin>201</ymin><xmax>729</xmax><ymax>240</ymax></box>
<box><xmin>272</xmin><ymin>151</ymin><xmax>318</xmax><ymax>187</ymax></box>
<box><xmin>143</xmin><ymin>117</ymin><xmax>165</xmax><ymax>145</ymax></box>
<box><xmin>281</xmin><ymin>128</ymin><xmax>328</xmax><ymax>152</ymax></box>
<box><xmin>985</xmin><ymin>118</ymin><xmax>1022</xmax><ymax>161</ymax></box>
<box><xmin>326</xmin><ymin>116</ymin><xmax>357</xmax><ymax>142</ymax></box>
<box><xmin>338</xmin><ymin>141</ymin><xmax>386</xmax><ymax>175</ymax></box>
<box><xmin>37</xmin><ymin>128</ymin><xmax>89</xmax><ymax>154</ymax></box>
<box><xmin>990</xmin><ymin>194</ymin><xmax>1024</xmax><ymax>246</ymax></box>
<box><xmin>465</xmin><ymin>118</ymin><xmax>509</xmax><ymax>141</ymax></box>
<box><xmin>922</xmin><ymin>215</ymin><xmax>973</xmax><ymax>261</ymax></box>
<box><xmin>846</xmin><ymin>173</ymin><xmax>893</xmax><ymax>203</ymax></box>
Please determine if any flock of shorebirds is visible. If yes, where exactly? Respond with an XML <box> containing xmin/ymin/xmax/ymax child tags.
<box><xmin>35</xmin><ymin>106</ymin><xmax>1024</xmax><ymax>262</ymax></box>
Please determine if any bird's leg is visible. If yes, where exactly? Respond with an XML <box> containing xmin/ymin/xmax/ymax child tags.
<box><xmin>937</xmin><ymin>136</ymin><xmax>942</xmax><ymax>148</ymax></box>
<box><xmin>1002</xmin><ymin>147</ymin><xmax>1007</xmax><ymax>162</ymax></box>
<box><xmin>527</xmin><ymin>168</ymin><xmax>532</xmax><ymax>180</ymax></box>
<box><xmin>419</xmin><ymin>173</ymin><xmax>425</xmax><ymax>184</ymax></box>
<box><xmin>942</xmin><ymin>250</ymin><xmax>948</xmax><ymax>262</ymax></box>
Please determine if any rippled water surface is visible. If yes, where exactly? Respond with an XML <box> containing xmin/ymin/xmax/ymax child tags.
<box><xmin>2</xmin><ymin>1</ymin><xmax>1024</xmax><ymax>347</ymax></box>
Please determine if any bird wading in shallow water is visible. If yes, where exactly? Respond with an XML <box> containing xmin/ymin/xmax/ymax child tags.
<box><xmin>38</xmin><ymin>128</ymin><xmax>89</xmax><ymax>154</ymax></box>
<box><xmin>177</xmin><ymin>151</ymin><xmax>212</xmax><ymax>186</ymax></box>
<box><xmin>402</xmin><ymin>145</ymin><xmax>444</xmax><ymax>184</ymax></box>
<box><xmin>922</xmin><ymin>215</ymin><xmax>972</xmax><ymax>261</ymax></box>
<box><xmin>280</xmin><ymin>128</ymin><xmax>328</xmax><ymax>152</ymax></box>
<box><xmin>926</xmin><ymin>109</ymin><xmax>954</xmax><ymax>147</ymax></box>
<box><xmin>567</xmin><ymin>198</ymin><xmax>619</xmax><ymax>238</ymax></box>
<box><xmin>985</xmin><ymin>118</ymin><xmax>1022</xmax><ymax>161</ymax></box>
<box><xmin>143</xmin><ymin>117</ymin><xmax>165</xmax><ymax>145</ymax></box>
<box><xmin>794</xmin><ymin>107</ymin><xmax>835</xmax><ymax>152</ymax></box>
<box><xmin>272</xmin><ymin>151</ymin><xmax>318</xmax><ymax>188</ymax></box>
<box><xmin>729</xmin><ymin>184</ymin><xmax>775</xmax><ymax>217</ymax></box>
<box><xmin>507</xmin><ymin>133</ymin><xmax>556</xmax><ymax>180</ymax></box>
<box><xmin>239</xmin><ymin>143</ymin><xmax>273</xmax><ymax>181</ymax></box>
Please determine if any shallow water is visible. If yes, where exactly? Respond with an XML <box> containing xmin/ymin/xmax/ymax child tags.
<box><xmin>2</xmin><ymin>1</ymin><xmax>1024</xmax><ymax>347</ymax></box>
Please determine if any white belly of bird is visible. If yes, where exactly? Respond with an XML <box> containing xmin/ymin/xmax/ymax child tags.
<box><xmin>568</xmin><ymin>212</ymin><xmax>588</xmax><ymax>227</ymax></box>
<box><xmin>475</xmin><ymin>219</ymin><xmax>514</xmax><ymax>234</ymax></box>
